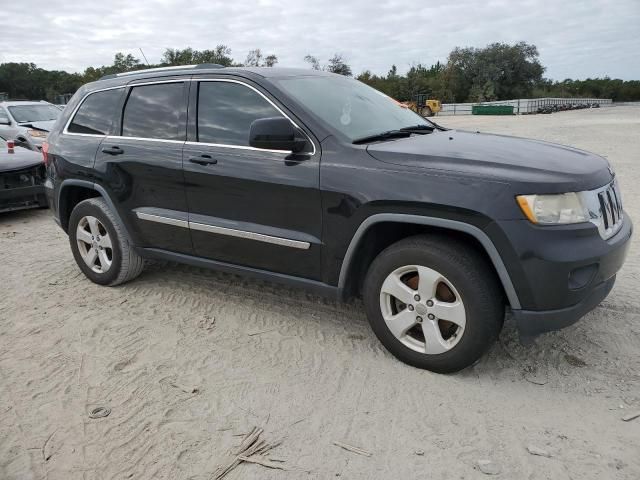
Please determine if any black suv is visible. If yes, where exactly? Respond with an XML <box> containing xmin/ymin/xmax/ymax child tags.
<box><xmin>44</xmin><ymin>65</ymin><xmax>632</xmax><ymax>373</ymax></box>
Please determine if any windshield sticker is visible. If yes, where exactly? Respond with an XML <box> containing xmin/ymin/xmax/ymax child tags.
<box><xmin>340</xmin><ymin>99</ymin><xmax>352</xmax><ymax>126</ymax></box>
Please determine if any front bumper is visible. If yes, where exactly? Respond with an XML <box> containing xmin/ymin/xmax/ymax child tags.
<box><xmin>497</xmin><ymin>212</ymin><xmax>632</xmax><ymax>338</ymax></box>
<box><xmin>0</xmin><ymin>185</ymin><xmax>47</xmax><ymax>213</ymax></box>
<box><xmin>513</xmin><ymin>276</ymin><xmax>615</xmax><ymax>338</ymax></box>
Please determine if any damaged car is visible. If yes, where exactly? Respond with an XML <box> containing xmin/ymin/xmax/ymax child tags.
<box><xmin>0</xmin><ymin>101</ymin><xmax>61</xmax><ymax>151</ymax></box>
<box><xmin>0</xmin><ymin>135</ymin><xmax>48</xmax><ymax>213</ymax></box>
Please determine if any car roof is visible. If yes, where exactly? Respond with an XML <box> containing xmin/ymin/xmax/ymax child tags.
<box><xmin>0</xmin><ymin>101</ymin><xmax>55</xmax><ymax>106</ymax></box>
<box><xmin>93</xmin><ymin>65</ymin><xmax>333</xmax><ymax>86</ymax></box>
<box><xmin>222</xmin><ymin>67</ymin><xmax>333</xmax><ymax>78</ymax></box>
<box><xmin>77</xmin><ymin>65</ymin><xmax>338</xmax><ymax>97</ymax></box>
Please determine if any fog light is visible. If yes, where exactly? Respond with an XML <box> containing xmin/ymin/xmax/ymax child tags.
<box><xmin>568</xmin><ymin>264</ymin><xmax>598</xmax><ymax>290</ymax></box>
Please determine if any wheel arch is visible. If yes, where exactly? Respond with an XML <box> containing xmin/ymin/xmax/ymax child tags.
<box><xmin>58</xmin><ymin>180</ymin><xmax>131</xmax><ymax>239</ymax></box>
<box><xmin>338</xmin><ymin>214</ymin><xmax>521</xmax><ymax>309</ymax></box>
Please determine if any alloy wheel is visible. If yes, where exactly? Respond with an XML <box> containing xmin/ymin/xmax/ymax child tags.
<box><xmin>76</xmin><ymin>215</ymin><xmax>113</xmax><ymax>274</ymax></box>
<box><xmin>379</xmin><ymin>265</ymin><xmax>466</xmax><ymax>354</ymax></box>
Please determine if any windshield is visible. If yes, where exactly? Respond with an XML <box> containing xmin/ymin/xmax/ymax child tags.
<box><xmin>274</xmin><ymin>75</ymin><xmax>433</xmax><ymax>141</ymax></box>
<box><xmin>8</xmin><ymin>105</ymin><xmax>60</xmax><ymax>123</ymax></box>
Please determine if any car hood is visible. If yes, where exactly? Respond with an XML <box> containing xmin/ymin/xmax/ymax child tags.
<box><xmin>18</xmin><ymin>120</ymin><xmax>55</xmax><ymax>131</ymax></box>
<box><xmin>0</xmin><ymin>147</ymin><xmax>44</xmax><ymax>172</ymax></box>
<box><xmin>366</xmin><ymin>129</ymin><xmax>613</xmax><ymax>193</ymax></box>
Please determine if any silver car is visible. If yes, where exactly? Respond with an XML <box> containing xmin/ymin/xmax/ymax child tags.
<box><xmin>0</xmin><ymin>101</ymin><xmax>61</xmax><ymax>151</ymax></box>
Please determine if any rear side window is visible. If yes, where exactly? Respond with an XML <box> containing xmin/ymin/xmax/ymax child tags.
<box><xmin>68</xmin><ymin>88</ymin><xmax>123</xmax><ymax>135</ymax></box>
<box><xmin>197</xmin><ymin>81</ymin><xmax>283</xmax><ymax>146</ymax></box>
<box><xmin>122</xmin><ymin>83</ymin><xmax>185</xmax><ymax>140</ymax></box>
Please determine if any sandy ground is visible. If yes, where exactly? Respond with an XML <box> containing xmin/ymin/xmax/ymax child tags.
<box><xmin>1</xmin><ymin>106</ymin><xmax>639</xmax><ymax>480</ymax></box>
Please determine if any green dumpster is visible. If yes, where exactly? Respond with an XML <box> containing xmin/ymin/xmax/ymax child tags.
<box><xmin>472</xmin><ymin>105</ymin><xmax>514</xmax><ymax>115</ymax></box>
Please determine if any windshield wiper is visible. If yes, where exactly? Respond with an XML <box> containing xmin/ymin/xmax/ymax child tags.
<box><xmin>400</xmin><ymin>124</ymin><xmax>435</xmax><ymax>132</ymax></box>
<box><xmin>352</xmin><ymin>130</ymin><xmax>412</xmax><ymax>144</ymax></box>
<box><xmin>404</xmin><ymin>122</ymin><xmax>449</xmax><ymax>132</ymax></box>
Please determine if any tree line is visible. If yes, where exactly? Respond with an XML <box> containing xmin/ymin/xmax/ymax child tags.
<box><xmin>1</xmin><ymin>42</ymin><xmax>639</xmax><ymax>103</ymax></box>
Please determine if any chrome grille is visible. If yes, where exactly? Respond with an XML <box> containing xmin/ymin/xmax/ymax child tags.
<box><xmin>585</xmin><ymin>180</ymin><xmax>624</xmax><ymax>240</ymax></box>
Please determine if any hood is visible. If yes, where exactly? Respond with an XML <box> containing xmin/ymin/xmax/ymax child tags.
<box><xmin>366</xmin><ymin>129</ymin><xmax>612</xmax><ymax>193</ymax></box>
<box><xmin>18</xmin><ymin>120</ymin><xmax>55</xmax><ymax>132</ymax></box>
<box><xmin>0</xmin><ymin>146</ymin><xmax>44</xmax><ymax>172</ymax></box>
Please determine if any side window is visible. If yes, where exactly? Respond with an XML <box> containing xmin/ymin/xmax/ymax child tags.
<box><xmin>0</xmin><ymin>108</ymin><xmax>10</xmax><ymax>124</ymax></box>
<box><xmin>122</xmin><ymin>83</ymin><xmax>185</xmax><ymax>140</ymax></box>
<box><xmin>68</xmin><ymin>88</ymin><xmax>124</xmax><ymax>135</ymax></box>
<box><xmin>197</xmin><ymin>82</ymin><xmax>284</xmax><ymax>146</ymax></box>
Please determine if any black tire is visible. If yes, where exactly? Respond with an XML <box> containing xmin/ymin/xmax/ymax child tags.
<box><xmin>68</xmin><ymin>197</ymin><xmax>144</xmax><ymax>286</ymax></box>
<box><xmin>421</xmin><ymin>106</ymin><xmax>433</xmax><ymax>117</ymax></box>
<box><xmin>363</xmin><ymin>235</ymin><xmax>504</xmax><ymax>373</ymax></box>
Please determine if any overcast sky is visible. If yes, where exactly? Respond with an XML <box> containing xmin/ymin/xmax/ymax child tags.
<box><xmin>2</xmin><ymin>0</ymin><xmax>639</xmax><ymax>80</ymax></box>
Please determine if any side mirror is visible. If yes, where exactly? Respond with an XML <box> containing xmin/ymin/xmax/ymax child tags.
<box><xmin>249</xmin><ymin>117</ymin><xmax>307</xmax><ymax>153</ymax></box>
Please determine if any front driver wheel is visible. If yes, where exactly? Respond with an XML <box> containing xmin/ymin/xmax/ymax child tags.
<box><xmin>363</xmin><ymin>235</ymin><xmax>504</xmax><ymax>373</ymax></box>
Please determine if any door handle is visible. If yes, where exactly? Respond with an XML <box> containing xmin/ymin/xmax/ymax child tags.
<box><xmin>189</xmin><ymin>154</ymin><xmax>218</xmax><ymax>166</ymax></box>
<box><xmin>102</xmin><ymin>146</ymin><xmax>124</xmax><ymax>155</ymax></box>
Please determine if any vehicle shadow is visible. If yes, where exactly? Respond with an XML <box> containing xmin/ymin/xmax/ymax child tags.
<box><xmin>135</xmin><ymin>259</ymin><xmax>547</xmax><ymax>377</ymax></box>
<box><xmin>0</xmin><ymin>207</ymin><xmax>50</xmax><ymax>222</ymax></box>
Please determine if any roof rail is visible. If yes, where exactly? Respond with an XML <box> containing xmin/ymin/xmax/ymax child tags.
<box><xmin>99</xmin><ymin>63</ymin><xmax>225</xmax><ymax>81</ymax></box>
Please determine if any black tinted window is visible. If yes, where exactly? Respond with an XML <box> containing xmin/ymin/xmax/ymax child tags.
<box><xmin>122</xmin><ymin>83</ymin><xmax>185</xmax><ymax>140</ymax></box>
<box><xmin>68</xmin><ymin>88</ymin><xmax>123</xmax><ymax>135</ymax></box>
<box><xmin>197</xmin><ymin>82</ymin><xmax>282</xmax><ymax>145</ymax></box>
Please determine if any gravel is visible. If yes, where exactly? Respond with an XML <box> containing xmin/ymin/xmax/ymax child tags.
<box><xmin>1</xmin><ymin>106</ymin><xmax>639</xmax><ymax>479</ymax></box>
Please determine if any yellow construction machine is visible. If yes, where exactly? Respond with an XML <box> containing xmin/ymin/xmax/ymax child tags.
<box><xmin>401</xmin><ymin>93</ymin><xmax>441</xmax><ymax>117</ymax></box>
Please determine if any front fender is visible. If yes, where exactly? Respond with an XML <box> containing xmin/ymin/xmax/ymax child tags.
<box><xmin>337</xmin><ymin>213</ymin><xmax>521</xmax><ymax>309</ymax></box>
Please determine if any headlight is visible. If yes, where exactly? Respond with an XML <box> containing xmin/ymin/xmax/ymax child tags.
<box><xmin>27</xmin><ymin>129</ymin><xmax>48</xmax><ymax>138</ymax></box>
<box><xmin>516</xmin><ymin>192</ymin><xmax>589</xmax><ymax>224</ymax></box>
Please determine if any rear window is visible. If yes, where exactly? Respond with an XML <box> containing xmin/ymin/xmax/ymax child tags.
<box><xmin>121</xmin><ymin>83</ymin><xmax>185</xmax><ymax>140</ymax></box>
<box><xmin>68</xmin><ymin>89</ymin><xmax>123</xmax><ymax>135</ymax></box>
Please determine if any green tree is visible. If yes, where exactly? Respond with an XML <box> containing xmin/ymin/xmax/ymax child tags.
<box><xmin>161</xmin><ymin>47</ymin><xmax>195</xmax><ymax>65</ymax></box>
<box><xmin>161</xmin><ymin>46</ymin><xmax>235</xmax><ymax>66</ymax></box>
<box><xmin>304</xmin><ymin>54</ymin><xmax>352</xmax><ymax>76</ymax></box>
<box><xmin>112</xmin><ymin>52</ymin><xmax>141</xmax><ymax>72</ymax></box>
<box><xmin>244</xmin><ymin>49</ymin><xmax>278</xmax><ymax>67</ymax></box>
<box><xmin>200</xmin><ymin>45</ymin><xmax>234</xmax><ymax>66</ymax></box>
<box><xmin>0</xmin><ymin>62</ymin><xmax>83</xmax><ymax>101</ymax></box>
<box><xmin>326</xmin><ymin>54</ymin><xmax>352</xmax><ymax>76</ymax></box>
<box><xmin>264</xmin><ymin>54</ymin><xmax>278</xmax><ymax>67</ymax></box>
<box><xmin>3</xmin><ymin>42</ymin><xmax>640</xmax><ymax>105</ymax></box>
<box><xmin>444</xmin><ymin>42</ymin><xmax>544</xmax><ymax>102</ymax></box>
<box><xmin>304</xmin><ymin>55</ymin><xmax>321</xmax><ymax>70</ymax></box>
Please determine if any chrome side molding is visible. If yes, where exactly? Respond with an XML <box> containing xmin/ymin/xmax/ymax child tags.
<box><xmin>135</xmin><ymin>211</ymin><xmax>189</xmax><ymax>228</ymax></box>
<box><xmin>189</xmin><ymin>222</ymin><xmax>310</xmax><ymax>249</ymax></box>
<box><xmin>135</xmin><ymin>211</ymin><xmax>310</xmax><ymax>250</ymax></box>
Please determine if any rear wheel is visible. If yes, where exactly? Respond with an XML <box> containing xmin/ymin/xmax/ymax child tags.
<box><xmin>363</xmin><ymin>235</ymin><xmax>504</xmax><ymax>373</ymax></box>
<box><xmin>421</xmin><ymin>106</ymin><xmax>433</xmax><ymax>117</ymax></box>
<box><xmin>69</xmin><ymin>198</ymin><xmax>144</xmax><ymax>286</ymax></box>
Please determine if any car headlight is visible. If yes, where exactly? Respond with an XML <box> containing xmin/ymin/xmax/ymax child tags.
<box><xmin>516</xmin><ymin>192</ymin><xmax>589</xmax><ymax>224</ymax></box>
<box><xmin>27</xmin><ymin>129</ymin><xmax>48</xmax><ymax>138</ymax></box>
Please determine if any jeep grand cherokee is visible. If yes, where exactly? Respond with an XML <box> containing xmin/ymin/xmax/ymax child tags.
<box><xmin>43</xmin><ymin>65</ymin><xmax>632</xmax><ymax>373</ymax></box>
